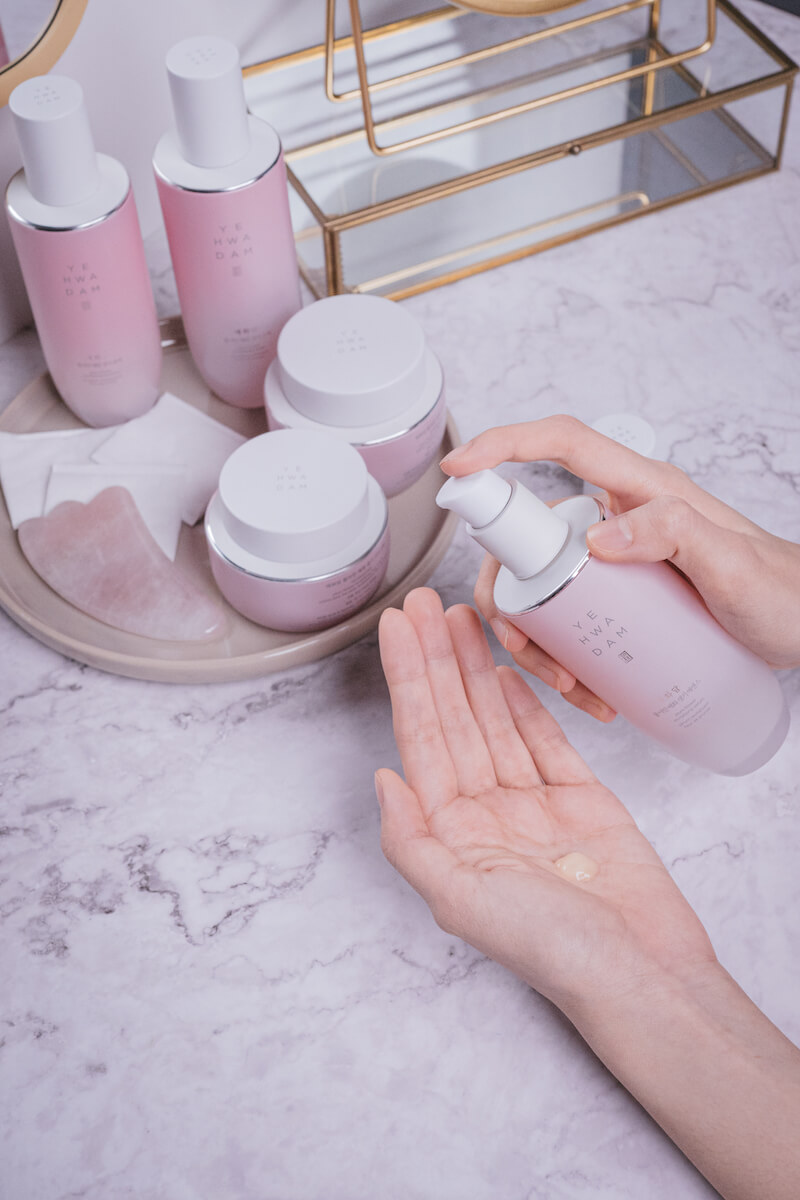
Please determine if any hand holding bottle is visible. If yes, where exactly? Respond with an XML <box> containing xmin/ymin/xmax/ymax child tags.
<box><xmin>376</xmin><ymin>587</ymin><xmax>800</xmax><ymax>1200</ymax></box>
<box><xmin>441</xmin><ymin>415</ymin><xmax>800</xmax><ymax>721</ymax></box>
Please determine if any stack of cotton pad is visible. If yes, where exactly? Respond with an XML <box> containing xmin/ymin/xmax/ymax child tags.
<box><xmin>0</xmin><ymin>392</ymin><xmax>246</xmax><ymax>560</ymax></box>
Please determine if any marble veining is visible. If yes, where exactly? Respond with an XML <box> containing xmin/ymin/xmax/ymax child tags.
<box><xmin>1</xmin><ymin>4</ymin><xmax>800</xmax><ymax>1197</ymax></box>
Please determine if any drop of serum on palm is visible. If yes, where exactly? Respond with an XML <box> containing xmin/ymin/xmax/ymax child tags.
<box><xmin>554</xmin><ymin>852</ymin><xmax>599</xmax><ymax>883</ymax></box>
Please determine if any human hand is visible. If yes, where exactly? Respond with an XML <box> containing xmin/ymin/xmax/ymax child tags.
<box><xmin>378</xmin><ymin>587</ymin><xmax>800</xmax><ymax>1200</ymax></box>
<box><xmin>441</xmin><ymin>415</ymin><xmax>800</xmax><ymax>721</ymax></box>
<box><xmin>376</xmin><ymin>587</ymin><xmax>716</xmax><ymax>1015</ymax></box>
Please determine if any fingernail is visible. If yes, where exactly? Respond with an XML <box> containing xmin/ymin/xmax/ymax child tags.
<box><xmin>440</xmin><ymin>439</ymin><xmax>473</xmax><ymax>466</ymax></box>
<box><xmin>489</xmin><ymin>617</ymin><xmax>511</xmax><ymax>650</ymax></box>
<box><xmin>587</xmin><ymin>514</ymin><xmax>633</xmax><ymax>552</ymax></box>
<box><xmin>374</xmin><ymin>772</ymin><xmax>385</xmax><ymax>805</ymax></box>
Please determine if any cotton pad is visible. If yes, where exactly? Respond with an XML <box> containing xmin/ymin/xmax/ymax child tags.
<box><xmin>92</xmin><ymin>391</ymin><xmax>246</xmax><ymax>522</ymax></box>
<box><xmin>0</xmin><ymin>426</ymin><xmax>113</xmax><ymax>528</ymax></box>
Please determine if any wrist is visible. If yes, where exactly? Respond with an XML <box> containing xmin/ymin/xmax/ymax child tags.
<box><xmin>544</xmin><ymin>937</ymin><xmax>725</xmax><ymax>1034</ymax></box>
<box><xmin>561</xmin><ymin>957</ymin><xmax>800</xmax><ymax>1200</ymax></box>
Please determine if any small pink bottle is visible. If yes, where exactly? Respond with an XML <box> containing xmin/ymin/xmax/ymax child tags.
<box><xmin>6</xmin><ymin>76</ymin><xmax>161</xmax><ymax>427</ymax></box>
<box><xmin>153</xmin><ymin>36</ymin><xmax>301</xmax><ymax>409</ymax></box>
<box><xmin>437</xmin><ymin>471</ymin><xmax>790</xmax><ymax>775</ymax></box>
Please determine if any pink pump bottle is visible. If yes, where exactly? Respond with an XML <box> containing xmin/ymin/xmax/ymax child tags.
<box><xmin>437</xmin><ymin>471</ymin><xmax>790</xmax><ymax>775</ymax></box>
<box><xmin>6</xmin><ymin>76</ymin><xmax>161</xmax><ymax>427</ymax></box>
<box><xmin>153</xmin><ymin>36</ymin><xmax>302</xmax><ymax>409</ymax></box>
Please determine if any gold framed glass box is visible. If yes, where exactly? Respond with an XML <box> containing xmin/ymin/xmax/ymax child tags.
<box><xmin>244</xmin><ymin>0</ymin><xmax>796</xmax><ymax>300</ymax></box>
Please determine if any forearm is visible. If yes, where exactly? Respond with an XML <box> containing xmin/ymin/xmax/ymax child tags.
<box><xmin>567</xmin><ymin>963</ymin><xmax>800</xmax><ymax>1200</ymax></box>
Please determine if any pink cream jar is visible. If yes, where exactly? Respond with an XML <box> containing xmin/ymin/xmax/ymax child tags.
<box><xmin>204</xmin><ymin>429</ymin><xmax>390</xmax><ymax>633</ymax></box>
<box><xmin>264</xmin><ymin>294</ymin><xmax>446</xmax><ymax>498</ymax></box>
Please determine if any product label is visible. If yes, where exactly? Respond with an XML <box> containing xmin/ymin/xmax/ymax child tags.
<box><xmin>75</xmin><ymin>353</ymin><xmax>124</xmax><ymax>386</ymax></box>
<box><xmin>63</xmin><ymin>261</ymin><xmax>101</xmax><ymax>311</ymax></box>
<box><xmin>213</xmin><ymin>222</ymin><xmax>255</xmax><ymax>273</ymax></box>
<box><xmin>274</xmin><ymin>463</ymin><xmax>308</xmax><ymax>493</ymax></box>
<box><xmin>652</xmin><ymin>679</ymin><xmax>710</xmax><ymax>728</ymax></box>
<box><xmin>569</xmin><ymin>605</ymin><xmax>711</xmax><ymax>729</ymax></box>
<box><xmin>61</xmin><ymin>261</ymin><xmax>127</xmax><ymax>383</ymax></box>
<box><xmin>573</xmin><ymin>609</ymin><xmax>631</xmax><ymax>660</ymax></box>
<box><xmin>222</xmin><ymin>324</ymin><xmax>273</xmax><ymax>360</ymax></box>
<box><xmin>213</xmin><ymin>221</ymin><xmax>274</xmax><ymax>359</ymax></box>
<box><xmin>304</xmin><ymin>536</ymin><xmax>390</xmax><ymax>630</ymax></box>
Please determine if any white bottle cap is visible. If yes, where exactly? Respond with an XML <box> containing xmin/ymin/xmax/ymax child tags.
<box><xmin>165</xmin><ymin>36</ymin><xmax>251</xmax><ymax>169</ymax></box>
<box><xmin>9</xmin><ymin>76</ymin><xmax>100</xmax><ymax>207</ymax></box>
<box><xmin>217</xmin><ymin>429</ymin><xmax>371</xmax><ymax>563</ymax></box>
<box><xmin>275</xmin><ymin>295</ymin><xmax>428</xmax><ymax>428</ymax></box>
<box><xmin>437</xmin><ymin>469</ymin><xmax>570</xmax><ymax>580</ymax></box>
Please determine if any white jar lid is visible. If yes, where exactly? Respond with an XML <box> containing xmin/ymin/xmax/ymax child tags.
<box><xmin>216</xmin><ymin>429</ymin><xmax>372</xmax><ymax>563</ymax></box>
<box><xmin>276</xmin><ymin>295</ymin><xmax>428</xmax><ymax>428</ymax></box>
<box><xmin>590</xmin><ymin>412</ymin><xmax>657</xmax><ymax>457</ymax></box>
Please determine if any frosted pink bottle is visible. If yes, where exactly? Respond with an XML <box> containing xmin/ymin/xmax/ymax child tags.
<box><xmin>6</xmin><ymin>76</ymin><xmax>161</xmax><ymax>427</ymax></box>
<box><xmin>153</xmin><ymin>37</ymin><xmax>301</xmax><ymax>409</ymax></box>
<box><xmin>437</xmin><ymin>471</ymin><xmax>790</xmax><ymax>775</ymax></box>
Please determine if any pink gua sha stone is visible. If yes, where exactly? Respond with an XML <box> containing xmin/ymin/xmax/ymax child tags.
<box><xmin>18</xmin><ymin>486</ymin><xmax>226</xmax><ymax>642</ymax></box>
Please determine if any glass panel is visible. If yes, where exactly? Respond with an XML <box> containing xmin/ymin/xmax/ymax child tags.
<box><xmin>658</xmin><ymin>0</ymin><xmax>788</xmax><ymax>92</ymax></box>
<box><xmin>245</xmin><ymin>1</ymin><xmax>793</xmax><ymax>298</ymax></box>
<box><xmin>247</xmin><ymin>1</ymin><xmax>788</xmax><ymax>164</ymax></box>
<box><xmin>331</xmin><ymin>83</ymin><xmax>775</xmax><ymax>295</ymax></box>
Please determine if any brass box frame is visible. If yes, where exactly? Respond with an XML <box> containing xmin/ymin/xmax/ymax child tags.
<box><xmin>244</xmin><ymin>0</ymin><xmax>796</xmax><ymax>300</ymax></box>
<box><xmin>322</xmin><ymin>0</ymin><xmax>717</xmax><ymax>155</ymax></box>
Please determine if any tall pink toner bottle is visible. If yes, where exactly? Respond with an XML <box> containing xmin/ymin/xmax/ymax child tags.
<box><xmin>6</xmin><ymin>76</ymin><xmax>161</xmax><ymax>427</ymax></box>
<box><xmin>153</xmin><ymin>36</ymin><xmax>302</xmax><ymax>408</ymax></box>
<box><xmin>437</xmin><ymin>471</ymin><xmax>790</xmax><ymax>775</ymax></box>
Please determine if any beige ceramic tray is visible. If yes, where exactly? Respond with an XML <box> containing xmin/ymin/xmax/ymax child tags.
<box><xmin>0</xmin><ymin>346</ymin><xmax>460</xmax><ymax>683</ymax></box>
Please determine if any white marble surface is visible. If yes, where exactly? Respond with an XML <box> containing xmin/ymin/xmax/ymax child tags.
<box><xmin>2</xmin><ymin>4</ymin><xmax>800</xmax><ymax>1196</ymax></box>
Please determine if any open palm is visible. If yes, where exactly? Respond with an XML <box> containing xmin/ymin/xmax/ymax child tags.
<box><xmin>377</xmin><ymin>588</ymin><xmax>717</xmax><ymax>1014</ymax></box>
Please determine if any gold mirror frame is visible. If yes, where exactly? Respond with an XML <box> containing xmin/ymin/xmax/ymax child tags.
<box><xmin>0</xmin><ymin>0</ymin><xmax>88</xmax><ymax>106</ymax></box>
<box><xmin>453</xmin><ymin>0</ymin><xmax>584</xmax><ymax>13</ymax></box>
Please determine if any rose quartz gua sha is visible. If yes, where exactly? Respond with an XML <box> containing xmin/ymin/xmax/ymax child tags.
<box><xmin>18</xmin><ymin>486</ymin><xmax>226</xmax><ymax>641</ymax></box>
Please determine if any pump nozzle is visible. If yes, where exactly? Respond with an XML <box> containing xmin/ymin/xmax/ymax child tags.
<box><xmin>436</xmin><ymin>468</ymin><xmax>569</xmax><ymax>580</ymax></box>
<box><xmin>437</xmin><ymin>470</ymin><xmax>512</xmax><ymax>527</ymax></box>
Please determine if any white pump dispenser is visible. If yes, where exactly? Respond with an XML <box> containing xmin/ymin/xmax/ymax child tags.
<box><xmin>437</xmin><ymin>470</ymin><xmax>569</xmax><ymax>579</ymax></box>
<box><xmin>437</xmin><ymin>467</ymin><xmax>789</xmax><ymax>776</ymax></box>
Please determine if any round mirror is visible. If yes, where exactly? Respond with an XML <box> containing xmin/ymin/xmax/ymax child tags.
<box><xmin>0</xmin><ymin>0</ymin><xmax>87</xmax><ymax>106</ymax></box>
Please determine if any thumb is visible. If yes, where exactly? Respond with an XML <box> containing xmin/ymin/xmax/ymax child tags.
<box><xmin>586</xmin><ymin>496</ymin><xmax>756</xmax><ymax>604</ymax></box>
<box><xmin>374</xmin><ymin>769</ymin><xmax>462</xmax><ymax>923</ymax></box>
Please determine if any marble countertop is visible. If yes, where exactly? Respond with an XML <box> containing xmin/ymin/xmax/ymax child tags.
<box><xmin>2</xmin><ymin>3</ymin><xmax>800</xmax><ymax>1196</ymax></box>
